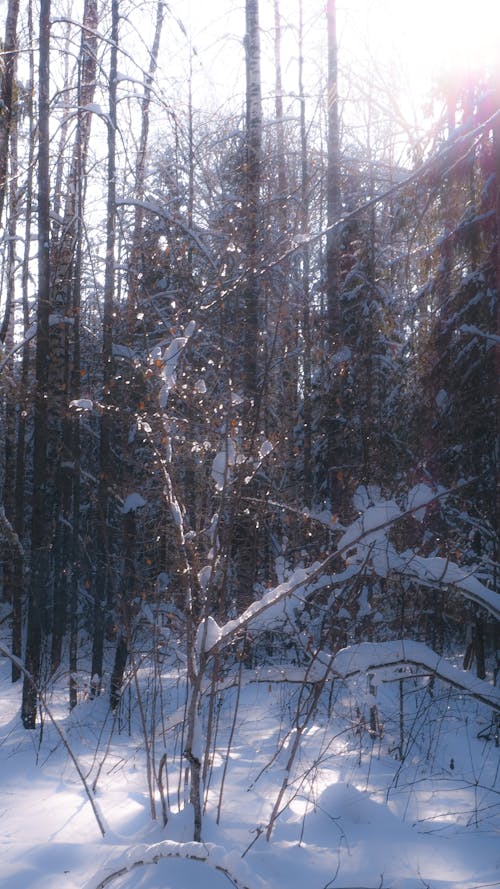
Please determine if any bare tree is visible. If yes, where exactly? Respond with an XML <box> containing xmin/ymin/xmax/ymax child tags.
<box><xmin>0</xmin><ymin>0</ymin><xmax>20</xmax><ymax>229</ymax></box>
<box><xmin>91</xmin><ymin>0</ymin><xmax>119</xmax><ymax>691</ymax></box>
<box><xmin>22</xmin><ymin>0</ymin><xmax>51</xmax><ymax>730</ymax></box>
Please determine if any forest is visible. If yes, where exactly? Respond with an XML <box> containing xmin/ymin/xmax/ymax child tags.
<box><xmin>0</xmin><ymin>1</ymin><xmax>499</xmax><ymax>887</ymax></box>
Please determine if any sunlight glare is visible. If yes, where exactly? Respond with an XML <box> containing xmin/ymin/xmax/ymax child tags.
<box><xmin>391</xmin><ymin>0</ymin><xmax>500</xmax><ymax>89</ymax></box>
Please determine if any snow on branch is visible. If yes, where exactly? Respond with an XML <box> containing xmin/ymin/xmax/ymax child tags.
<box><xmin>327</xmin><ymin>640</ymin><xmax>500</xmax><ymax>711</ymax></box>
<box><xmin>116</xmin><ymin>198</ymin><xmax>218</xmax><ymax>271</ymax></box>
<box><xmin>90</xmin><ymin>840</ymin><xmax>262</xmax><ymax>889</ymax></box>
<box><xmin>209</xmin><ymin>642</ymin><xmax>499</xmax><ymax>712</ymax></box>
<box><xmin>155</xmin><ymin>320</ymin><xmax>196</xmax><ymax>409</ymax></box>
<box><xmin>402</xmin><ymin>554</ymin><xmax>500</xmax><ymax>621</ymax></box>
<box><xmin>207</xmin><ymin>487</ymin><xmax>498</xmax><ymax>657</ymax></box>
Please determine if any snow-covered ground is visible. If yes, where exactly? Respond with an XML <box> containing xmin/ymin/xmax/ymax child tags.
<box><xmin>0</xmin><ymin>643</ymin><xmax>499</xmax><ymax>889</ymax></box>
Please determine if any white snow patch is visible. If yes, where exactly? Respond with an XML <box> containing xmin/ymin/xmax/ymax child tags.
<box><xmin>198</xmin><ymin>565</ymin><xmax>213</xmax><ymax>591</ymax></box>
<box><xmin>158</xmin><ymin>323</ymin><xmax>195</xmax><ymax>408</ymax></box>
<box><xmin>69</xmin><ymin>398</ymin><xmax>93</xmax><ymax>411</ymax></box>
<box><xmin>195</xmin><ymin>616</ymin><xmax>222</xmax><ymax>655</ymax></box>
<box><xmin>339</xmin><ymin>499</ymin><xmax>401</xmax><ymax>550</ymax></box>
<box><xmin>122</xmin><ymin>492</ymin><xmax>147</xmax><ymax>514</ymax></box>
<box><xmin>211</xmin><ymin>439</ymin><xmax>236</xmax><ymax>491</ymax></box>
<box><xmin>258</xmin><ymin>439</ymin><xmax>274</xmax><ymax>459</ymax></box>
<box><xmin>406</xmin><ymin>554</ymin><xmax>500</xmax><ymax>619</ymax></box>
<box><xmin>406</xmin><ymin>482</ymin><xmax>435</xmax><ymax>521</ymax></box>
<box><xmin>436</xmin><ymin>388</ymin><xmax>449</xmax><ymax>410</ymax></box>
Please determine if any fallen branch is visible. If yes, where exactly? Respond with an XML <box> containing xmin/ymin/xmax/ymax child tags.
<box><xmin>92</xmin><ymin>841</ymin><xmax>261</xmax><ymax>889</ymax></box>
<box><xmin>329</xmin><ymin>640</ymin><xmax>500</xmax><ymax>712</ymax></box>
<box><xmin>201</xmin><ymin>641</ymin><xmax>500</xmax><ymax>713</ymax></box>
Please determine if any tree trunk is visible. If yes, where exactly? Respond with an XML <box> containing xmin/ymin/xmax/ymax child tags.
<box><xmin>0</xmin><ymin>0</ymin><xmax>20</xmax><ymax>229</ymax></box>
<box><xmin>230</xmin><ymin>0</ymin><xmax>263</xmax><ymax>610</ymax></box>
<box><xmin>2</xmin><ymin>76</ymin><xmax>18</xmax><ymax>626</ymax></box>
<box><xmin>49</xmin><ymin>0</ymin><xmax>99</xmax><ymax>675</ymax></box>
<box><xmin>298</xmin><ymin>0</ymin><xmax>312</xmax><ymax>505</ymax></box>
<box><xmin>242</xmin><ymin>0</ymin><xmax>262</xmax><ymax>410</ymax></box>
<box><xmin>125</xmin><ymin>0</ymin><xmax>164</xmax><ymax>338</ymax></box>
<box><xmin>91</xmin><ymin>0</ymin><xmax>118</xmax><ymax>689</ymax></box>
<box><xmin>325</xmin><ymin>0</ymin><xmax>344</xmax><ymax>510</ymax></box>
<box><xmin>494</xmin><ymin>78</ymin><xmax>500</xmax><ymax>568</ymax></box>
<box><xmin>11</xmin><ymin>1</ymin><xmax>34</xmax><ymax>681</ymax></box>
<box><xmin>22</xmin><ymin>0</ymin><xmax>51</xmax><ymax>729</ymax></box>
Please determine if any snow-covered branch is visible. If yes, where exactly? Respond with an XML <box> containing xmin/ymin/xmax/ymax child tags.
<box><xmin>400</xmin><ymin>555</ymin><xmax>500</xmax><ymax>621</ymax></box>
<box><xmin>203</xmin><ymin>641</ymin><xmax>499</xmax><ymax>712</ymax></box>
<box><xmin>116</xmin><ymin>198</ymin><xmax>218</xmax><ymax>270</ymax></box>
<box><xmin>91</xmin><ymin>841</ymin><xmax>262</xmax><ymax>889</ymax></box>
<box><xmin>328</xmin><ymin>640</ymin><xmax>500</xmax><ymax>711</ymax></box>
<box><xmin>205</xmin><ymin>485</ymin><xmax>498</xmax><ymax>657</ymax></box>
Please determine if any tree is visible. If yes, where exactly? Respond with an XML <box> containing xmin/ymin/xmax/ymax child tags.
<box><xmin>22</xmin><ymin>0</ymin><xmax>51</xmax><ymax>730</ymax></box>
<box><xmin>0</xmin><ymin>0</ymin><xmax>20</xmax><ymax>229</ymax></box>
<box><xmin>324</xmin><ymin>0</ymin><xmax>345</xmax><ymax>510</ymax></box>
<box><xmin>91</xmin><ymin>0</ymin><xmax>119</xmax><ymax>692</ymax></box>
<box><xmin>49</xmin><ymin>0</ymin><xmax>99</xmax><ymax>674</ymax></box>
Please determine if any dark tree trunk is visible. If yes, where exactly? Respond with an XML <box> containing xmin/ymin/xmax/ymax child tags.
<box><xmin>0</xmin><ymin>0</ymin><xmax>20</xmax><ymax>230</ymax></box>
<box><xmin>11</xmin><ymin>2</ymin><xmax>34</xmax><ymax>681</ymax></box>
<box><xmin>91</xmin><ymin>0</ymin><xmax>118</xmax><ymax>689</ymax></box>
<box><xmin>494</xmin><ymin>85</ymin><xmax>500</xmax><ymax>567</ymax></box>
<box><xmin>49</xmin><ymin>0</ymin><xmax>98</xmax><ymax>675</ymax></box>
<box><xmin>230</xmin><ymin>0</ymin><xmax>263</xmax><ymax>611</ymax></box>
<box><xmin>22</xmin><ymin>0</ymin><xmax>51</xmax><ymax>729</ymax></box>
<box><xmin>298</xmin><ymin>0</ymin><xmax>312</xmax><ymax>505</ymax></box>
<box><xmin>325</xmin><ymin>0</ymin><xmax>344</xmax><ymax>510</ymax></box>
<box><xmin>242</xmin><ymin>0</ymin><xmax>262</xmax><ymax>411</ymax></box>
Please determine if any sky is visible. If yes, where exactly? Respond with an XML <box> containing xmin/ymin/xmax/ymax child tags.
<box><xmin>353</xmin><ymin>0</ymin><xmax>500</xmax><ymax>94</ymax></box>
<box><xmin>181</xmin><ymin>0</ymin><xmax>500</xmax><ymax>113</ymax></box>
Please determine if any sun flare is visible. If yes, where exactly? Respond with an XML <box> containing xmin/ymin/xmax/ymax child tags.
<box><xmin>392</xmin><ymin>0</ymin><xmax>500</xmax><ymax>86</ymax></box>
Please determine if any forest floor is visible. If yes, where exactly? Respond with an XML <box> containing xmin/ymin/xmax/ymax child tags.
<box><xmin>0</xmin><ymin>638</ymin><xmax>499</xmax><ymax>889</ymax></box>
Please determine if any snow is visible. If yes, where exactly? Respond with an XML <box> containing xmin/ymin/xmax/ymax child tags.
<box><xmin>0</xmin><ymin>640</ymin><xmax>498</xmax><ymax>889</ymax></box>
<box><xmin>158</xmin><ymin>323</ymin><xmax>195</xmax><ymax>409</ymax></box>
<box><xmin>406</xmin><ymin>482</ymin><xmax>435</xmax><ymax>521</ymax></box>
<box><xmin>335</xmin><ymin>491</ymin><xmax>500</xmax><ymax>620</ymax></box>
<box><xmin>339</xmin><ymin>499</ymin><xmax>401</xmax><ymax>550</ymax></box>
<box><xmin>122</xmin><ymin>493</ymin><xmax>147</xmax><ymax>514</ymax></box>
<box><xmin>69</xmin><ymin>398</ymin><xmax>94</xmax><ymax>412</ymax></box>
<box><xmin>211</xmin><ymin>438</ymin><xmax>236</xmax><ymax>491</ymax></box>
<box><xmin>328</xmin><ymin>640</ymin><xmax>500</xmax><ymax>710</ymax></box>
<box><xmin>1</xmin><ymin>486</ymin><xmax>499</xmax><ymax>889</ymax></box>
<box><xmin>258</xmin><ymin>440</ymin><xmax>273</xmax><ymax>459</ymax></box>
<box><xmin>195</xmin><ymin>616</ymin><xmax>222</xmax><ymax>656</ymax></box>
<box><xmin>170</xmin><ymin>497</ymin><xmax>183</xmax><ymax>529</ymax></box>
<box><xmin>82</xmin><ymin>102</ymin><xmax>103</xmax><ymax>114</ymax></box>
<box><xmin>112</xmin><ymin>343</ymin><xmax>136</xmax><ymax>359</ymax></box>
<box><xmin>406</xmin><ymin>554</ymin><xmax>500</xmax><ymax>621</ymax></box>
<box><xmin>333</xmin><ymin>344</ymin><xmax>352</xmax><ymax>363</ymax></box>
<box><xmin>198</xmin><ymin>564</ymin><xmax>212</xmax><ymax>592</ymax></box>
<box><xmin>436</xmin><ymin>388</ymin><xmax>449</xmax><ymax>410</ymax></box>
<box><xmin>216</xmin><ymin>566</ymin><xmax>310</xmax><ymax>644</ymax></box>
